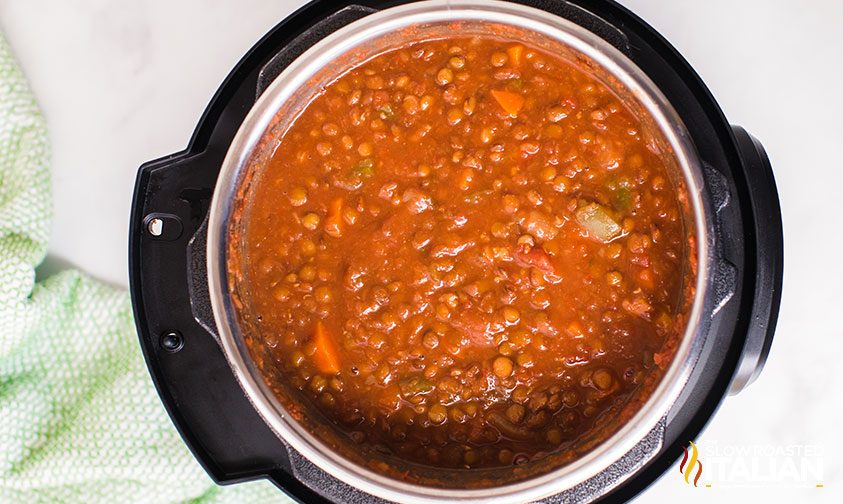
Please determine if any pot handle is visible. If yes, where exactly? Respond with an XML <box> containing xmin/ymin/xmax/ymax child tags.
<box><xmin>131</xmin><ymin>156</ymin><xmax>323</xmax><ymax>496</ymax></box>
<box><xmin>727</xmin><ymin>126</ymin><xmax>783</xmax><ymax>394</ymax></box>
<box><xmin>255</xmin><ymin>5</ymin><xmax>377</xmax><ymax>99</ymax></box>
<box><xmin>185</xmin><ymin>216</ymin><xmax>220</xmax><ymax>341</ymax></box>
<box><xmin>548</xmin><ymin>0</ymin><xmax>631</xmax><ymax>55</ymax></box>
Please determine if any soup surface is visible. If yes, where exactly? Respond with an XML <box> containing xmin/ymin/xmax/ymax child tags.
<box><xmin>239</xmin><ymin>36</ymin><xmax>689</xmax><ymax>470</ymax></box>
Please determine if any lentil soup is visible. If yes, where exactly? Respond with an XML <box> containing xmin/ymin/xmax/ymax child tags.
<box><xmin>232</xmin><ymin>33</ymin><xmax>694</xmax><ymax>477</ymax></box>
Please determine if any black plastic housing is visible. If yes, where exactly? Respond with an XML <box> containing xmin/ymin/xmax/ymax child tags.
<box><xmin>129</xmin><ymin>1</ymin><xmax>782</xmax><ymax>502</ymax></box>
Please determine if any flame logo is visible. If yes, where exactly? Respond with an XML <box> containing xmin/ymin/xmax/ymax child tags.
<box><xmin>679</xmin><ymin>441</ymin><xmax>703</xmax><ymax>487</ymax></box>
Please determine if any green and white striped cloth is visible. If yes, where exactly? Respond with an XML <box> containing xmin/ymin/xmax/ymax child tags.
<box><xmin>0</xmin><ymin>34</ymin><xmax>285</xmax><ymax>504</ymax></box>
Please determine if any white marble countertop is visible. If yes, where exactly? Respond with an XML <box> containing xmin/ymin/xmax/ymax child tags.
<box><xmin>0</xmin><ymin>0</ymin><xmax>840</xmax><ymax>502</ymax></box>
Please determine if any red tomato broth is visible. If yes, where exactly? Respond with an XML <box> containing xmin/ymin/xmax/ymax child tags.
<box><xmin>229</xmin><ymin>32</ymin><xmax>696</xmax><ymax>480</ymax></box>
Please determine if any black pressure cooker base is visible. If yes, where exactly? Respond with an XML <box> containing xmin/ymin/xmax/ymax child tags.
<box><xmin>129</xmin><ymin>1</ymin><xmax>782</xmax><ymax>502</ymax></box>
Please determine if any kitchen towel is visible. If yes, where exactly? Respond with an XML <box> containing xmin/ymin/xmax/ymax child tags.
<box><xmin>0</xmin><ymin>34</ymin><xmax>285</xmax><ymax>504</ymax></box>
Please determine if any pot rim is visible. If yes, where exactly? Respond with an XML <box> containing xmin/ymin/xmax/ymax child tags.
<box><xmin>206</xmin><ymin>1</ymin><xmax>712</xmax><ymax>502</ymax></box>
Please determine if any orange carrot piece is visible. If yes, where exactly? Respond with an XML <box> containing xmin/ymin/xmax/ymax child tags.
<box><xmin>324</xmin><ymin>197</ymin><xmax>344</xmax><ymax>238</ymax></box>
<box><xmin>506</xmin><ymin>45</ymin><xmax>524</xmax><ymax>66</ymax></box>
<box><xmin>312</xmin><ymin>320</ymin><xmax>341</xmax><ymax>374</ymax></box>
<box><xmin>491</xmin><ymin>89</ymin><xmax>525</xmax><ymax>117</ymax></box>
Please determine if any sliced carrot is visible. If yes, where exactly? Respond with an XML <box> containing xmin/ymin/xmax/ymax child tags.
<box><xmin>324</xmin><ymin>197</ymin><xmax>344</xmax><ymax>238</ymax></box>
<box><xmin>506</xmin><ymin>45</ymin><xmax>524</xmax><ymax>66</ymax></box>
<box><xmin>491</xmin><ymin>89</ymin><xmax>525</xmax><ymax>117</ymax></box>
<box><xmin>312</xmin><ymin>320</ymin><xmax>341</xmax><ymax>374</ymax></box>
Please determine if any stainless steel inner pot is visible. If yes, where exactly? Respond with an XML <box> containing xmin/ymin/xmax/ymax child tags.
<box><xmin>205</xmin><ymin>1</ymin><xmax>714</xmax><ymax>502</ymax></box>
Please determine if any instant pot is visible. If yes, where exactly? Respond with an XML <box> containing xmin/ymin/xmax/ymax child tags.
<box><xmin>129</xmin><ymin>1</ymin><xmax>783</xmax><ymax>502</ymax></box>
